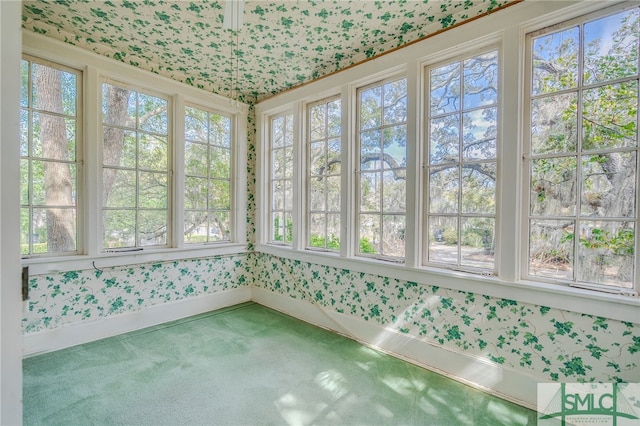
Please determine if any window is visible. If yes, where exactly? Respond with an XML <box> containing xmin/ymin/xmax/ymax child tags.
<box><xmin>425</xmin><ymin>50</ymin><xmax>499</xmax><ymax>272</ymax></box>
<box><xmin>184</xmin><ymin>105</ymin><xmax>233</xmax><ymax>244</ymax></box>
<box><xmin>101</xmin><ymin>82</ymin><xmax>170</xmax><ymax>250</ymax></box>
<box><xmin>20</xmin><ymin>56</ymin><xmax>81</xmax><ymax>256</ymax></box>
<box><xmin>270</xmin><ymin>113</ymin><xmax>294</xmax><ymax>245</ymax></box>
<box><xmin>307</xmin><ymin>98</ymin><xmax>341</xmax><ymax>251</ymax></box>
<box><xmin>526</xmin><ymin>6</ymin><xmax>638</xmax><ymax>291</ymax></box>
<box><xmin>357</xmin><ymin>78</ymin><xmax>408</xmax><ymax>260</ymax></box>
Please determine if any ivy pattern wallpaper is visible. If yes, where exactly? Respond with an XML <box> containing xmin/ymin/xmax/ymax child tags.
<box><xmin>251</xmin><ymin>254</ymin><xmax>639</xmax><ymax>384</ymax></box>
<box><xmin>23</xmin><ymin>255</ymin><xmax>252</xmax><ymax>334</ymax></box>
<box><xmin>21</xmin><ymin>0</ymin><xmax>516</xmax><ymax>101</ymax></box>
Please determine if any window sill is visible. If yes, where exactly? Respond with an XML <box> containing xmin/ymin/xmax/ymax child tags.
<box><xmin>23</xmin><ymin>243</ymin><xmax>249</xmax><ymax>276</ymax></box>
<box><xmin>255</xmin><ymin>244</ymin><xmax>639</xmax><ymax>323</ymax></box>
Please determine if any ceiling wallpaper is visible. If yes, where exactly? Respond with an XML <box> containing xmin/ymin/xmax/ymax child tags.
<box><xmin>22</xmin><ymin>0</ymin><xmax>518</xmax><ymax>102</ymax></box>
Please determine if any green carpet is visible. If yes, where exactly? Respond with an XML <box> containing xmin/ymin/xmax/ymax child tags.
<box><xmin>23</xmin><ymin>302</ymin><xmax>536</xmax><ymax>425</ymax></box>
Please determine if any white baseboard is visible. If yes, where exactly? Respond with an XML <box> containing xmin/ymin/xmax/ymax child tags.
<box><xmin>251</xmin><ymin>287</ymin><xmax>539</xmax><ymax>410</ymax></box>
<box><xmin>23</xmin><ymin>287</ymin><xmax>251</xmax><ymax>357</ymax></box>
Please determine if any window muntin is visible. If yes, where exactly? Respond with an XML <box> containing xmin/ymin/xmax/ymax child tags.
<box><xmin>184</xmin><ymin>105</ymin><xmax>233</xmax><ymax>244</ymax></box>
<box><xmin>357</xmin><ymin>78</ymin><xmax>408</xmax><ymax>260</ymax></box>
<box><xmin>101</xmin><ymin>82</ymin><xmax>170</xmax><ymax>250</ymax></box>
<box><xmin>270</xmin><ymin>113</ymin><xmax>294</xmax><ymax>245</ymax></box>
<box><xmin>425</xmin><ymin>50</ymin><xmax>499</xmax><ymax>272</ymax></box>
<box><xmin>20</xmin><ymin>56</ymin><xmax>81</xmax><ymax>256</ymax></box>
<box><xmin>526</xmin><ymin>7</ymin><xmax>638</xmax><ymax>291</ymax></box>
<box><xmin>307</xmin><ymin>98</ymin><xmax>341</xmax><ymax>251</ymax></box>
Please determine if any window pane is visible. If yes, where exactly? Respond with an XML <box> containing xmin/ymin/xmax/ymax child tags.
<box><xmin>104</xmin><ymin>169</ymin><xmax>136</xmax><ymax>208</ymax></box>
<box><xmin>185</xmin><ymin>106</ymin><xmax>208</xmax><ymax>142</ymax></box>
<box><xmin>461</xmin><ymin>163</ymin><xmax>496</xmax><ymax>214</ymax></box>
<box><xmin>184</xmin><ymin>176</ymin><xmax>208</xmax><ymax>210</ymax></box>
<box><xmin>102</xmin><ymin>84</ymin><xmax>134</xmax><ymax>127</ymax></box>
<box><xmin>326</xmin><ymin>176</ymin><xmax>341</xmax><ymax>212</ymax></box>
<box><xmin>20</xmin><ymin>160</ymin><xmax>29</xmax><ymax>205</ymax></box>
<box><xmin>576</xmin><ymin>221</ymin><xmax>634</xmax><ymax>288</ymax></box>
<box><xmin>309</xmin><ymin>178</ymin><xmax>325</xmax><ymax>211</ymax></box>
<box><xmin>359</xmin><ymin>214</ymin><xmax>380</xmax><ymax>255</ymax></box>
<box><xmin>429</xmin><ymin>115</ymin><xmax>459</xmax><ymax>164</ymax></box>
<box><xmin>360</xmin><ymin>86</ymin><xmax>382</xmax><ymax>130</ymax></box>
<box><xmin>460</xmin><ymin>217</ymin><xmax>495</xmax><ymax>269</ymax></box>
<box><xmin>32</xmin><ymin>113</ymin><xmax>76</xmax><ymax>161</ymax></box>
<box><xmin>528</xmin><ymin>219</ymin><xmax>574</xmax><ymax>281</ymax></box>
<box><xmin>584</xmin><ymin>9</ymin><xmax>639</xmax><ymax>85</ymax></box>
<box><xmin>138</xmin><ymin>210</ymin><xmax>167</xmax><ymax>247</ymax></box>
<box><xmin>184</xmin><ymin>210</ymin><xmax>208</xmax><ymax>244</ymax></box>
<box><xmin>309</xmin><ymin>104</ymin><xmax>326</xmax><ymax>141</ymax></box>
<box><xmin>309</xmin><ymin>214</ymin><xmax>326</xmax><ymax>248</ymax></box>
<box><xmin>103</xmin><ymin>129</ymin><xmax>137</xmax><ymax>168</ymax></box>
<box><xmin>530</xmin><ymin>157</ymin><xmax>577</xmax><ymax>217</ymax></box>
<box><xmin>327</xmin><ymin>214</ymin><xmax>340</xmax><ymax>249</ymax></box>
<box><xmin>532</xmin><ymin>27</ymin><xmax>579</xmax><ymax>95</ymax></box>
<box><xmin>531</xmin><ymin>93</ymin><xmax>578</xmax><ymax>155</ymax></box>
<box><xmin>272</xmin><ymin>180</ymin><xmax>284</xmax><ymax>211</ymax></box>
<box><xmin>103</xmin><ymin>209</ymin><xmax>136</xmax><ymax>249</ymax></box>
<box><xmin>138</xmin><ymin>134</ymin><xmax>167</xmax><ymax>170</ymax></box>
<box><xmin>32</xmin><ymin>63</ymin><xmax>77</xmax><ymax>115</ymax></box>
<box><xmin>327</xmin><ymin>138</ymin><xmax>341</xmax><ymax>174</ymax></box>
<box><xmin>21</xmin><ymin>60</ymin><xmax>28</xmax><ymax>107</ymax></box>
<box><xmin>382</xmin><ymin>171</ymin><xmax>405</xmax><ymax>212</ymax></box>
<box><xmin>361</xmin><ymin>130</ymin><xmax>382</xmax><ymax>169</ymax></box>
<box><xmin>360</xmin><ymin>172</ymin><xmax>381</xmax><ymax>212</ymax></box>
<box><xmin>462</xmin><ymin>108</ymin><xmax>496</xmax><ymax>161</ymax></box>
<box><xmin>582</xmin><ymin>82</ymin><xmax>638</xmax><ymax>151</ymax></box>
<box><xmin>20</xmin><ymin>109</ymin><xmax>29</xmax><ymax>156</ymax></box>
<box><xmin>382</xmin><ymin>214</ymin><xmax>405</xmax><ymax>258</ymax></box>
<box><xmin>21</xmin><ymin>208</ymin><xmax>30</xmax><ymax>255</ymax></box>
<box><xmin>211</xmin><ymin>115</ymin><xmax>231</xmax><ymax>148</ymax></box>
<box><xmin>209</xmin><ymin>211</ymin><xmax>230</xmax><ymax>241</ymax></box>
<box><xmin>431</xmin><ymin>63</ymin><xmax>460</xmax><ymax>115</ymax></box>
<box><xmin>309</xmin><ymin>142</ymin><xmax>325</xmax><ymax>176</ymax></box>
<box><xmin>383</xmin><ymin>125</ymin><xmax>406</xmax><ymax>169</ymax></box>
<box><xmin>209</xmin><ymin>179</ymin><xmax>230</xmax><ymax>210</ymax></box>
<box><xmin>429</xmin><ymin>166</ymin><xmax>459</xmax><ymax>214</ymax></box>
<box><xmin>428</xmin><ymin>216</ymin><xmax>458</xmax><ymax>264</ymax></box>
<box><xmin>463</xmin><ymin>51</ymin><xmax>498</xmax><ymax>109</ymax></box>
<box><xmin>383</xmin><ymin>79</ymin><xmax>407</xmax><ymax>125</ymax></box>
<box><xmin>581</xmin><ymin>152</ymin><xmax>636</xmax><ymax>218</ymax></box>
<box><xmin>327</xmin><ymin>100</ymin><xmax>341</xmax><ymax>137</ymax></box>
<box><xmin>139</xmin><ymin>171</ymin><xmax>167</xmax><ymax>209</ymax></box>
<box><xmin>185</xmin><ymin>141</ymin><xmax>208</xmax><ymax>177</ymax></box>
<box><xmin>209</xmin><ymin>147</ymin><xmax>231</xmax><ymax>178</ymax></box>
<box><xmin>137</xmin><ymin>93</ymin><xmax>168</xmax><ymax>134</ymax></box>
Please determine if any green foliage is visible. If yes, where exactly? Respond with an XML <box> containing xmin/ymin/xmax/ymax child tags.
<box><xmin>359</xmin><ymin>237</ymin><xmax>376</xmax><ymax>254</ymax></box>
<box><xmin>309</xmin><ymin>234</ymin><xmax>340</xmax><ymax>250</ymax></box>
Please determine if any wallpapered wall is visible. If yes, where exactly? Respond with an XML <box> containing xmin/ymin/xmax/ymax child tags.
<box><xmin>23</xmin><ymin>255</ymin><xmax>252</xmax><ymax>334</ymax></box>
<box><xmin>251</xmin><ymin>254</ymin><xmax>639</xmax><ymax>384</ymax></box>
<box><xmin>23</xmin><ymin>251</ymin><xmax>639</xmax><ymax>384</ymax></box>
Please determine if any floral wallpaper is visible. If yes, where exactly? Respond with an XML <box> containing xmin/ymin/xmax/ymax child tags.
<box><xmin>21</xmin><ymin>0</ymin><xmax>517</xmax><ymax>102</ymax></box>
<box><xmin>251</xmin><ymin>253</ymin><xmax>640</xmax><ymax>384</ymax></box>
<box><xmin>23</xmin><ymin>254</ymin><xmax>252</xmax><ymax>334</ymax></box>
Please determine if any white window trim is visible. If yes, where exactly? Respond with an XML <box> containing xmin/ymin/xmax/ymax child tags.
<box><xmin>255</xmin><ymin>0</ymin><xmax>640</xmax><ymax>323</ymax></box>
<box><xmin>520</xmin><ymin>1</ymin><xmax>639</xmax><ymax>295</ymax></box>
<box><xmin>22</xmin><ymin>30</ymin><xmax>248</xmax><ymax>275</ymax></box>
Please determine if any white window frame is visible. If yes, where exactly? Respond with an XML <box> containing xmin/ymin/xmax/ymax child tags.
<box><xmin>355</xmin><ymin>75</ymin><xmax>409</xmax><ymax>262</ymax></box>
<box><xmin>183</xmin><ymin>102</ymin><xmax>236</xmax><ymax>246</ymax></box>
<box><xmin>422</xmin><ymin>46</ymin><xmax>501</xmax><ymax>275</ymax></box>
<box><xmin>100</xmin><ymin>78</ymin><xmax>173</xmax><ymax>252</ymax></box>
<box><xmin>22</xmin><ymin>31</ymin><xmax>248</xmax><ymax>275</ymax></box>
<box><xmin>20</xmin><ymin>54</ymin><xmax>84</xmax><ymax>258</ymax></box>
<box><xmin>255</xmin><ymin>1</ymin><xmax>639</xmax><ymax>324</ymax></box>
<box><xmin>306</xmin><ymin>96</ymin><xmax>342</xmax><ymax>253</ymax></box>
<box><xmin>521</xmin><ymin>2</ymin><xmax>639</xmax><ymax>296</ymax></box>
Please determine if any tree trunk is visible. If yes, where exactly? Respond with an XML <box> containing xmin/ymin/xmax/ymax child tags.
<box><xmin>34</xmin><ymin>66</ymin><xmax>75</xmax><ymax>252</ymax></box>
<box><xmin>102</xmin><ymin>85</ymin><xmax>130</xmax><ymax>203</ymax></box>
